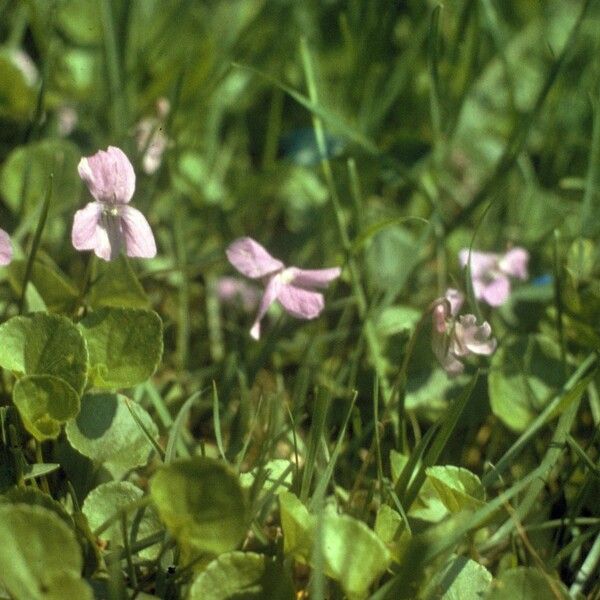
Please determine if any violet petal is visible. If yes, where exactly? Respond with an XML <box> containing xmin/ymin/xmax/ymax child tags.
<box><xmin>0</xmin><ymin>228</ymin><xmax>12</xmax><ymax>266</ymax></box>
<box><xmin>288</xmin><ymin>266</ymin><xmax>341</xmax><ymax>289</ymax></box>
<box><xmin>226</xmin><ymin>237</ymin><xmax>284</xmax><ymax>279</ymax></box>
<box><xmin>120</xmin><ymin>206</ymin><xmax>157</xmax><ymax>259</ymax></box>
<box><xmin>277</xmin><ymin>284</ymin><xmax>325</xmax><ymax>319</ymax></box>
<box><xmin>78</xmin><ymin>146</ymin><xmax>136</xmax><ymax>204</ymax></box>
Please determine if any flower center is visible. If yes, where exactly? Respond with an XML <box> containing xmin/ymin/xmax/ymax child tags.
<box><xmin>278</xmin><ymin>268</ymin><xmax>296</xmax><ymax>285</ymax></box>
<box><xmin>102</xmin><ymin>204</ymin><xmax>122</xmax><ymax>218</ymax></box>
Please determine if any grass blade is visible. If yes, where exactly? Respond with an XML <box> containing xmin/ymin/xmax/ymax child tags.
<box><xmin>19</xmin><ymin>175</ymin><xmax>52</xmax><ymax>314</ymax></box>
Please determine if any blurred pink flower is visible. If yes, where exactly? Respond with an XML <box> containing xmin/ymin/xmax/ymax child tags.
<box><xmin>226</xmin><ymin>237</ymin><xmax>341</xmax><ymax>340</ymax></box>
<box><xmin>0</xmin><ymin>229</ymin><xmax>12</xmax><ymax>266</ymax></box>
<box><xmin>57</xmin><ymin>105</ymin><xmax>78</xmax><ymax>137</ymax></box>
<box><xmin>216</xmin><ymin>276</ymin><xmax>260</xmax><ymax>313</ymax></box>
<box><xmin>72</xmin><ymin>146</ymin><xmax>156</xmax><ymax>261</ymax></box>
<box><xmin>135</xmin><ymin>98</ymin><xmax>170</xmax><ymax>175</ymax></box>
<box><xmin>459</xmin><ymin>247</ymin><xmax>529</xmax><ymax>306</ymax></box>
<box><xmin>432</xmin><ymin>288</ymin><xmax>496</xmax><ymax>376</ymax></box>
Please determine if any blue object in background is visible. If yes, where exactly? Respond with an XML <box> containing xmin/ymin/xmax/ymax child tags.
<box><xmin>280</xmin><ymin>128</ymin><xmax>345</xmax><ymax>166</ymax></box>
<box><xmin>532</xmin><ymin>274</ymin><xmax>553</xmax><ymax>286</ymax></box>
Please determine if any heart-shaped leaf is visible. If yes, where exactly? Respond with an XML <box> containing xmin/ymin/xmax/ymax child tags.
<box><xmin>0</xmin><ymin>313</ymin><xmax>88</xmax><ymax>394</ymax></box>
<box><xmin>151</xmin><ymin>457</ymin><xmax>247</xmax><ymax>557</ymax></box>
<box><xmin>78</xmin><ymin>307</ymin><xmax>162</xmax><ymax>390</ymax></box>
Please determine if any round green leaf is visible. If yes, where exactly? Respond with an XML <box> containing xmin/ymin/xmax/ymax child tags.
<box><xmin>150</xmin><ymin>457</ymin><xmax>247</xmax><ymax>556</ymax></box>
<box><xmin>189</xmin><ymin>552</ymin><xmax>295</xmax><ymax>600</ymax></box>
<box><xmin>321</xmin><ymin>508</ymin><xmax>391</xmax><ymax>599</ymax></box>
<box><xmin>0</xmin><ymin>139</ymin><xmax>81</xmax><ymax>215</ymax></box>
<box><xmin>489</xmin><ymin>335</ymin><xmax>564</xmax><ymax>432</ymax></box>
<box><xmin>0</xmin><ymin>504</ymin><xmax>91</xmax><ymax>600</ymax></box>
<box><xmin>65</xmin><ymin>393</ymin><xmax>158</xmax><ymax>478</ymax></box>
<box><xmin>0</xmin><ymin>313</ymin><xmax>88</xmax><ymax>394</ymax></box>
<box><xmin>425</xmin><ymin>466</ymin><xmax>486</xmax><ymax>513</ymax></box>
<box><xmin>78</xmin><ymin>308</ymin><xmax>163</xmax><ymax>390</ymax></box>
<box><xmin>486</xmin><ymin>567</ymin><xmax>569</xmax><ymax>600</ymax></box>
<box><xmin>423</xmin><ymin>556</ymin><xmax>492</xmax><ymax>600</ymax></box>
<box><xmin>83</xmin><ymin>481</ymin><xmax>161</xmax><ymax>559</ymax></box>
<box><xmin>13</xmin><ymin>375</ymin><xmax>80</xmax><ymax>441</ymax></box>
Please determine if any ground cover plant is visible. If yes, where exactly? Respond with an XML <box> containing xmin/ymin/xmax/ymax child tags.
<box><xmin>0</xmin><ymin>0</ymin><xmax>599</xmax><ymax>598</ymax></box>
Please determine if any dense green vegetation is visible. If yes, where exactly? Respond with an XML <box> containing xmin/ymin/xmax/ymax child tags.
<box><xmin>0</xmin><ymin>1</ymin><xmax>600</xmax><ymax>598</ymax></box>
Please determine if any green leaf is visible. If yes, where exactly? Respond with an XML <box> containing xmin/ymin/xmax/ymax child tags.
<box><xmin>375</xmin><ymin>306</ymin><xmax>421</xmax><ymax>338</ymax></box>
<box><xmin>189</xmin><ymin>552</ymin><xmax>295</xmax><ymax>600</ymax></box>
<box><xmin>489</xmin><ymin>335</ymin><xmax>564</xmax><ymax>432</ymax></box>
<box><xmin>82</xmin><ymin>481</ymin><xmax>161</xmax><ymax>560</ymax></box>
<box><xmin>374</xmin><ymin>505</ymin><xmax>403</xmax><ymax>546</ymax></box>
<box><xmin>8</xmin><ymin>259</ymin><xmax>79</xmax><ymax>314</ymax></box>
<box><xmin>390</xmin><ymin>450</ymin><xmax>409</xmax><ymax>484</ymax></box>
<box><xmin>405</xmin><ymin>369</ymin><xmax>469</xmax><ymax>416</ymax></box>
<box><xmin>566</xmin><ymin>238</ymin><xmax>595</xmax><ymax>284</ymax></box>
<box><xmin>23</xmin><ymin>462</ymin><xmax>61</xmax><ymax>481</ymax></box>
<box><xmin>0</xmin><ymin>486</ymin><xmax>73</xmax><ymax>529</ymax></box>
<box><xmin>239</xmin><ymin>459</ymin><xmax>294</xmax><ymax>497</ymax></box>
<box><xmin>0</xmin><ymin>313</ymin><xmax>88</xmax><ymax>394</ymax></box>
<box><xmin>321</xmin><ymin>508</ymin><xmax>391</xmax><ymax>599</ymax></box>
<box><xmin>425</xmin><ymin>466</ymin><xmax>485</xmax><ymax>513</ymax></box>
<box><xmin>366</xmin><ymin>225</ymin><xmax>416</xmax><ymax>292</ymax></box>
<box><xmin>89</xmin><ymin>256</ymin><xmax>150</xmax><ymax>309</ymax></box>
<box><xmin>55</xmin><ymin>0</ymin><xmax>102</xmax><ymax>44</ymax></box>
<box><xmin>486</xmin><ymin>567</ymin><xmax>569</xmax><ymax>600</ymax></box>
<box><xmin>0</xmin><ymin>139</ymin><xmax>81</xmax><ymax>215</ymax></box>
<box><xmin>0</xmin><ymin>504</ymin><xmax>92</xmax><ymax>600</ymax></box>
<box><xmin>423</xmin><ymin>555</ymin><xmax>492</xmax><ymax>600</ymax></box>
<box><xmin>279</xmin><ymin>491</ymin><xmax>314</xmax><ymax>563</ymax></box>
<box><xmin>13</xmin><ymin>375</ymin><xmax>80</xmax><ymax>441</ymax></box>
<box><xmin>78</xmin><ymin>307</ymin><xmax>162</xmax><ymax>390</ymax></box>
<box><xmin>150</xmin><ymin>457</ymin><xmax>247</xmax><ymax>556</ymax></box>
<box><xmin>374</xmin><ymin>505</ymin><xmax>410</xmax><ymax>565</ymax></box>
<box><xmin>65</xmin><ymin>392</ymin><xmax>158</xmax><ymax>477</ymax></box>
<box><xmin>0</xmin><ymin>49</ymin><xmax>37</xmax><ymax>120</ymax></box>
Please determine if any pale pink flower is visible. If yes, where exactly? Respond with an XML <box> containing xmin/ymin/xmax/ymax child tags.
<box><xmin>0</xmin><ymin>229</ymin><xmax>12</xmax><ymax>266</ymax></box>
<box><xmin>432</xmin><ymin>288</ymin><xmax>496</xmax><ymax>376</ymax></box>
<box><xmin>459</xmin><ymin>247</ymin><xmax>529</xmax><ymax>306</ymax></box>
<box><xmin>226</xmin><ymin>237</ymin><xmax>341</xmax><ymax>340</ymax></box>
<box><xmin>216</xmin><ymin>276</ymin><xmax>260</xmax><ymax>313</ymax></box>
<box><xmin>72</xmin><ymin>146</ymin><xmax>156</xmax><ymax>261</ymax></box>
<box><xmin>135</xmin><ymin>98</ymin><xmax>170</xmax><ymax>175</ymax></box>
<box><xmin>57</xmin><ymin>105</ymin><xmax>78</xmax><ymax>137</ymax></box>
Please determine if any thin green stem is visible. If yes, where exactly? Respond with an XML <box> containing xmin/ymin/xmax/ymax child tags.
<box><xmin>19</xmin><ymin>176</ymin><xmax>52</xmax><ymax>314</ymax></box>
<box><xmin>299</xmin><ymin>37</ymin><xmax>392</xmax><ymax>415</ymax></box>
<box><xmin>101</xmin><ymin>0</ymin><xmax>127</xmax><ymax>138</ymax></box>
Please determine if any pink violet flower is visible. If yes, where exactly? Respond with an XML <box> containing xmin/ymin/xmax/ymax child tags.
<box><xmin>0</xmin><ymin>229</ymin><xmax>12</xmax><ymax>266</ymax></box>
<box><xmin>432</xmin><ymin>288</ymin><xmax>496</xmax><ymax>376</ymax></box>
<box><xmin>72</xmin><ymin>146</ymin><xmax>157</xmax><ymax>261</ymax></box>
<box><xmin>226</xmin><ymin>237</ymin><xmax>341</xmax><ymax>340</ymax></box>
<box><xmin>459</xmin><ymin>247</ymin><xmax>529</xmax><ymax>307</ymax></box>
